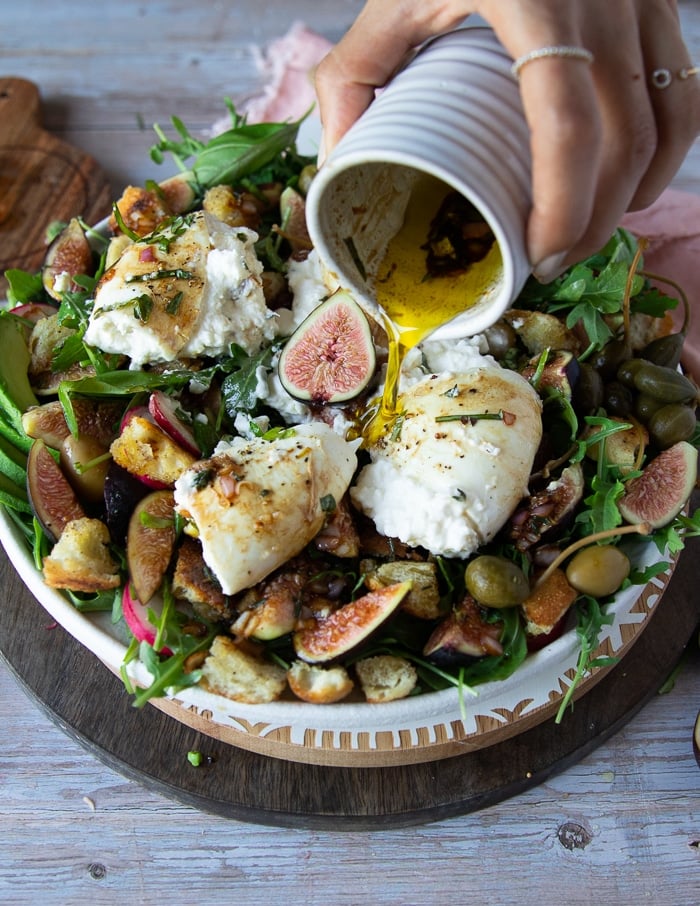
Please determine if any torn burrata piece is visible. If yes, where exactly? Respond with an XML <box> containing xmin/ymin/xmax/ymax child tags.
<box><xmin>351</xmin><ymin>367</ymin><xmax>542</xmax><ymax>557</ymax></box>
<box><xmin>173</xmin><ymin>422</ymin><xmax>358</xmax><ymax>595</ymax></box>
<box><xmin>85</xmin><ymin>211</ymin><xmax>276</xmax><ymax>368</ymax></box>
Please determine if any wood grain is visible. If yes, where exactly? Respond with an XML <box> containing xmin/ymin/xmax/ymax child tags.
<box><xmin>0</xmin><ymin>78</ymin><xmax>112</xmax><ymax>293</ymax></box>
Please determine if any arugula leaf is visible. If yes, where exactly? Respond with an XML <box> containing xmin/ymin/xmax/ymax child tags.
<box><xmin>556</xmin><ymin>596</ymin><xmax>618</xmax><ymax>723</ymax></box>
<box><xmin>3</xmin><ymin>269</ymin><xmax>45</xmax><ymax>306</ymax></box>
<box><xmin>220</xmin><ymin>342</ymin><xmax>280</xmax><ymax>416</ymax></box>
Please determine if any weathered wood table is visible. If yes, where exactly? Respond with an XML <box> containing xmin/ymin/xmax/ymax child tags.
<box><xmin>1</xmin><ymin>2</ymin><xmax>698</xmax><ymax>903</ymax></box>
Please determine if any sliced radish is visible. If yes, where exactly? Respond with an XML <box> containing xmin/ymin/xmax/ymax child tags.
<box><xmin>10</xmin><ymin>302</ymin><xmax>58</xmax><ymax>324</ymax></box>
<box><xmin>122</xmin><ymin>583</ymin><xmax>172</xmax><ymax>654</ymax></box>
<box><xmin>119</xmin><ymin>404</ymin><xmax>155</xmax><ymax>433</ymax></box>
<box><xmin>148</xmin><ymin>390</ymin><xmax>200</xmax><ymax>456</ymax></box>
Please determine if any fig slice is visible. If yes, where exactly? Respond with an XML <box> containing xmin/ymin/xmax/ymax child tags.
<box><xmin>278</xmin><ymin>290</ymin><xmax>376</xmax><ymax>404</ymax></box>
<box><xmin>126</xmin><ymin>489</ymin><xmax>177</xmax><ymax>605</ymax></box>
<box><xmin>26</xmin><ymin>438</ymin><xmax>86</xmax><ymax>541</ymax></box>
<box><xmin>293</xmin><ymin>581</ymin><xmax>411</xmax><ymax>663</ymax></box>
<box><xmin>618</xmin><ymin>440</ymin><xmax>698</xmax><ymax>529</ymax></box>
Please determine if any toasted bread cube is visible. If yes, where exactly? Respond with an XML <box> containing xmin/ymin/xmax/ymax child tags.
<box><xmin>521</xmin><ymin>568</ymin><xmax>578</xmax><ymax>636</ymax></box>
<box><xmin>200</xmin><ymin>635</ymin><xmax>286</xmax><ymax>704</ymax></box>
<box><xmin>355</xmin><ymin>654</ymin><xmax>417</xmax><ymax>704</ymax></box>
<box><xmin>363</xmin><ymin>559</ymin><xmax>442</xmax><ymax>620</ymax></box>
<box><xmin>43</xmin><ymin>517</ymin><xmax>121</xmax><ymax>592</ymax></box>
<box><xmin>287</xmin><ymin>660</ymin><xmax>354</xmax><ymax>704</ymax></box>
<box><xmin>110</xmin><ymin>416</ymin><xmax>196</xmax><ymax>487</ymax></box>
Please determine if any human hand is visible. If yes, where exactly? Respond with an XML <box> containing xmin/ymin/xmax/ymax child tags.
<box><xmin>314</xmin><ymin>0</ymin><xmax>700</xmax><ymax>281</ymax></box>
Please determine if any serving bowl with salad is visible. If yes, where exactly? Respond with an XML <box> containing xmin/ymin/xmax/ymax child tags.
<box><xmin>0</xmin><ymin>105</ymin><xmax>698</xmax><ymax>765</ymax></box>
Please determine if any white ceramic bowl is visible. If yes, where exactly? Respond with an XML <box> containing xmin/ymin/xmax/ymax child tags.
<box><xmin>306</xmin><ymin>26</ymin><xmax>532</xmax><ymax>340</ymax></box>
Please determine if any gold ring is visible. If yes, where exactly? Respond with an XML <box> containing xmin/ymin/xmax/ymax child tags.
<box><xmin>511</xmin><ymin>45</ymin><xmax>594</xmax><ymax>79</ymax></box>
<box><xmin>651</xmin><ymin>65</ymin><xmax>699</xmax><ymax>89</ymax></box>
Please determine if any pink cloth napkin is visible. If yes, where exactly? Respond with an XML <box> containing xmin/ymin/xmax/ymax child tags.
<box><xmin>237</xmin><ymin>24</ymin><xmax>700</xmax><ymax>380</ymax></box>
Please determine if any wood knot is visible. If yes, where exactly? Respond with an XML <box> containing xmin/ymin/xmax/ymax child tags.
<box><xmin>557</xmin><ymin>821</ymin><xmax>593</xmax><ymax>850</ymax></box>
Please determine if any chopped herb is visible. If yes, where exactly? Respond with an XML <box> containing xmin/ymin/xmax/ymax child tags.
<box><xmin>435</xmin><ymin>410</ymin><xmax>505</xmax><ymax>424</ymax></box>
<box><xmin>343</xmin><ymin>235</ymin><xmax>367</xmax><ymax>281</ymax></box>
<box><xmin>132</xmin><ymin>294</ymin><xmax>154</xmax><ymax>322</ymax></box>
<box><xmin>165</xmin><ymin>291</ymin><xmax>184</xmax><ymax>315</ymax></box>
<box><xmin>320</xmin><ymin>494</ymin><xmax>337</xmax><ymax>513</ymax></box>
<box><xmin>126</xmin><ymin>268</ymin><xmax>194</xmax><ymax>283</ymax></box>
<box><xmin>191</xmin><ymin>468</ymin><xmax>215</xmax><ymax>490</ymax></box>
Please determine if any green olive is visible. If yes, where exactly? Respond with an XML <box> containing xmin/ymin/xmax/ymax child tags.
<box><xmin>60</xmin><ymin>434</ymin><xmax>111</xmax><ymax>504</ymax></box>
<box><xmin>648</xmin><ymin>403</ymin><xmax>697</xmax><ymax>449</ymax></box>
<box><xmin>565</xmin><ymin>545</ymin><xmax>630</xmax><ymax>597</ymax></box>
<box><xmin>483</xmin><ymin>321</ymin><xmax>518</xmax><ymax>360</ymax></box>
<box><xmin>465</xmin><ymin>555</ymin><xmax>530</xmax><ymax>608</ymax></box>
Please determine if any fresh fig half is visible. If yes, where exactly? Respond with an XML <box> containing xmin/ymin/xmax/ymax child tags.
<box><xmin>293</xmin><ymin>581</ymin><xmax>411</xmax><ymax>663</ymax></box>
<box><xmin>618</xmin><ymin>440</ymin><xmax>697</xmax><ymax>529</ymax></box>
<box><xmin>127</xmin><ymin>489</ymin><xmax>177</xmax><ymax>605</ymax></box>
<box><xmin>27</xmin><ymin>438</ymin><xmax>86</xmax><ymax>541</ymax></box>
<box><xmin>278</xmin><ymin>290</ymin><xmax>376</xmax><ymax>404</ymax></box>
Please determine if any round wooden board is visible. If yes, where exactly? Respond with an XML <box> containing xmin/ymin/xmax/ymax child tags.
<box><xmin>1</xmin><ymin>527</ymin><xmax>698</xmax><ymax>830</ymax></box>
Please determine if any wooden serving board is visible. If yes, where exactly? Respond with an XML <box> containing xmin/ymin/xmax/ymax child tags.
<box><xmin>0</xmin><ymin>77</ymin><xmax>112</xmax><ymax>294</ymax></box>
<box><xmin>1</xmin><ymin>536</ymin><xmax>698</xmax><ymax>830</ymax></box>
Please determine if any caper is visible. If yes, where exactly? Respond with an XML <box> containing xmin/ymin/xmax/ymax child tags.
<box><xmin>565</xmin><ymin>545</ymin><xmax>630</xmax><ymax>597</ymax></box>
<box><xmin>632</xmin><ymin>361</ymin><xmax>697</xmax><ymax>403</ymax></box>
<box><xmin>616</xmin><ymin>357</ymin><xmax>646</xmax><ymax>388</ymax></box>
<box><xmin>465</xmin><ymin>555</ymin><xmax>530</xmax><ymax>608</ymax></box>
<box><xmin>483</xmin><ymin>320</ymin><xmax>517</xmax><ymax>360</ymax></box>
<box><xmin>604</xmin><ymin>380</ymin><xmax>634</xmax><ymax>417</ymax></box>
<box><xmin>648</xmin><ymin>403</ymin><xmax>697</xmax><ymax>449</ymax></box>
<box><xmin>634</xmin><ymin>391</ymin><xmax>665</xmax><ymax>423</ymax></box>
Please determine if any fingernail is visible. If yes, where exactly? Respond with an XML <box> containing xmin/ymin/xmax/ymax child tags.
<box><xmin>532</xmin><ymin>251</ymin><xmax>568</xmax><ymax>284</ymax></box>
<box><xmin>317</xmin><ymin>132</ymin><xmax>327</xmax><ymax>168</ymax></box>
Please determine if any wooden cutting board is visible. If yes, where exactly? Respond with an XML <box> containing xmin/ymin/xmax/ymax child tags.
<box><xmin>0</xmin><ymin>77</ymin><xmax>112</xmax><ymax>294</ymax></box>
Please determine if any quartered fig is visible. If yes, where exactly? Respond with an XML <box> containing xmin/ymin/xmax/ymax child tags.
<box><xmin>423</xmin><ymin>596</ymin><xmax>503</xmax><ymax>667</ymax></box>
<box><xmin>27</xmin><ymin>438</ymin><xmax>86</xmax><ymax>540</ymax></box>
<box><xmin>127</xmin><ymin>490</ymin><xmax>177</xmax><ymax>604</ymax></box>
<box><xmin>278</xmin><ymin>290</ymin><xmax>376</xmax><ymax>404</ymax></box>
<box><xmin>293</xmin><ymin>581</ymin><xmax>411</xmax><ymax>663</ymax></box>
<box><xmin>42</xmin><ymin>217</ymin><xmax>93</xmax><ymax>300</ymax></box>
<box><xmin>278</xmin><ymin>186</ymin><xmax>312</xmax><ymax>252</ymax></box>
<box><xmin>618</xmin><ymin>440</ymin><xmax>698</xmax><ymax>529</ymax></box>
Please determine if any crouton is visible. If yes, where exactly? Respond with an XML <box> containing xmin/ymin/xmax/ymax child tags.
<box><xmin>42</xmin><ymin>517</ymin><xmax>121</xmax><ymax>592</ymax></box>
<box><xmin>287</xmin><ymin>660</ymin><xmax>354</xmax><ymax>704</ymax></box>
<box><xmin>363</xmin><ymin>559</ymin><xmax>442</xmax><ymax>620</ymax></box>
<box><xmin>521</xmin><ymin>568</ymin><xmax>578</xmax><ymax>637</ymax></box>
<box><xmin>355</xmin><ymin>654</ymin><xmax>417</xmax><ymax>704</ymax></box>
<box><xmin>200</xmin><ymin>635</ymin><xmax>286</xmax><ymax>704</ymax></box>
<box><xmin>110</xmin><ymin>416</ymin><xmax>196</xmax><ymax>486</ymax></box>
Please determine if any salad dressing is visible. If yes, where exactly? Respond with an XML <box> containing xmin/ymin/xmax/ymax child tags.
<box><xmin>360</xmin><ymin>174</ymin><xmax>502</xmax><ymax>445</ymax></box>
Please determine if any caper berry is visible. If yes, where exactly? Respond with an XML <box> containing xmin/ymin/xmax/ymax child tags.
<box><xmin>465</xmin><ymin>555</ymin><xmax>530</xmax><ymax>608</ymax></box>
<box><xmin>616</xmin><ymin>357</ymin><xmax>646</xmax><ymax>388</ymax></box>
<box><xmin>641</xmin><ymin>333</ymin><xmax>684</xmax><ymax>369</ymax></box>
<box><xmin>589</xmin><ymin>338</ymin><xmax>631</xmax><ymax>381</ymax></box>
<box><xmin>648</xmin><ymin>403</ymin><xmax>697</xmax><ymax>449</ymax></box>
<box><xmin>632</xmin><ymin>361</ymin><xmax>697</xmax><ymax>403</ymax></box>
<box><xmin>634</xmin><ymin>391</ymin><xmax>665</xmax><ymax>423</ymax></box>
<box><xmin>565</xmin><ymin>545</ymin><xmax>630</xmax><ymax>597</ymax></box>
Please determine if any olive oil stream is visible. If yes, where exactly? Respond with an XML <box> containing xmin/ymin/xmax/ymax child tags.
<box><xmin>361</xmin><ymin>174</ymin><xmax>503</xmax><ymax>445</ymax></box>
